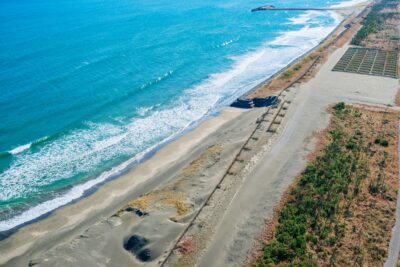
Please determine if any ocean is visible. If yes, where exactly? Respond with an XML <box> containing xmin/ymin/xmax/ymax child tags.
<box><xmin>0</xmin><ymin>0</ymin><xmax>360</xmax><ymax>232</ymax></box>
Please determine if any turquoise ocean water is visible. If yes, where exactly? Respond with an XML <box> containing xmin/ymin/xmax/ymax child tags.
<box><xmin>0</xmin><ymin>0</ymin><xmax>359</xmax><ymax>232</ymax></box>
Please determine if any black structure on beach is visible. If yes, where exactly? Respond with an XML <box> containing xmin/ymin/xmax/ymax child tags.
<box><xmin>231</xmin><ymin>96</ymin><xmax>279</xmax><ymax>109</ymax></box>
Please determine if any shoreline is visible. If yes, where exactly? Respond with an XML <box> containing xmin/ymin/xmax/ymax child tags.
<box><xmin>0</xmin><ymin>2</ymin><xmax>373</xmax><ymax>266</ymax></box>
<box><xmin>0</xmin><ymin>107</ymin><xmax>252</xmax><ymax>266</ymax></box>
<box><xmin>0</xmin><ymin>5</ymin><xmax>354</xmax><ymax>237</ymax></box>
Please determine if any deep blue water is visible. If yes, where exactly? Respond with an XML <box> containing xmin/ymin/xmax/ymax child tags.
<box><xmin>0</xmin><ymin>0</ymin><xmax>353</xmax><ymax>231</ymax></box>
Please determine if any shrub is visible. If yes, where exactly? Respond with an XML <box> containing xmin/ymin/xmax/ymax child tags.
<box><xmin>380</xmin><ymin>139</ymin><xmax>388</xmax><ymax>147</ymax></box>
<box><xmin>334</xmin><ymin>102</ymin><xmax>345</xmax><ymax>111</ymax></box>
<box><xmin>374</xmin><ymin>138</ymin><xmax>389</xmax><ymax>147</ymax></box>
<box><xmin>262</xmin><ymin>241</ymin><xmax>291</xmax><ymax>263</ymax></box>
<box><xmin>283</xmin><ymin>70</ymin><xmax>294</xmax><ymax>79</ymax></box>
<box><xmin>351</xmin><ymin>2</ymin><xmax>387</xmax><ymax>45</ymax></box>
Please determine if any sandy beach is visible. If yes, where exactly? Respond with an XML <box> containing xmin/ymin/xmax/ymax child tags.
<box><xmin>1</xmin><ymin>1</ymin><xmax>399</xmax><ymax>266</ymax></box>
<box><xmin>0</xmin><ymin>106</ymin><xmax>260</xmax><ymax>266</ymax></box>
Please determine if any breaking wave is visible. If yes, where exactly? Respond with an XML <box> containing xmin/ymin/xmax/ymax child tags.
<box><xmin>0</xmin><ymin>10</ymin><xmax>343</xmax><ymax>232</ymax></box>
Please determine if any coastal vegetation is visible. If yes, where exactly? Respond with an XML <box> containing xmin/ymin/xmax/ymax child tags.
<box><xmin>351</xmin><ymin>7</ymin><xmax>380</xmax><ymax>45</ymax></box>
<box><xmin>254</xmin><ymin>103</ymin><xmax>398</xmax><ymax>266</ymax></box>
<box><xmin>352</xmin><ymin>0</ymin><xmax>400</xmax><ymax>49</ymax></box>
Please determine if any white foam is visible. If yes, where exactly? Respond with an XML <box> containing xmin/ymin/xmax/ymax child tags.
<box><xmin>140</xmin><ymin>70</ymin><xmax>173</xmax><ymax>89</ymax></box>
<box><xmin>331</xmin><ymin>0</ymin><xmax>369</xmax><ymax>8</ymax></box>
<box><xmin>135</xmin><ymin>105</ymin><xmax>155</xmax><ymax>117</ymax></box>
<box><xmin>9</xmin><ymin>143</ymin><xmax>31</xmax><ymax>155</ymax></box>
<box><xmin>288</xmin><ymin>0</ymin><xmax>364</xmax><ymax>26</ymax></box>
<box><xmin>288</xmin><ymin>11</ymin><xmax>325</xmax><ymax>25</ymax></box>
<box><xmin>0</xmin><ymin>11</ymin><xmax>342</xmax><ymax>232</ymax></box>
<box><xmin>92</xmin><ymin>133</ymin><xmax>128</xmax><ymax>152</ymax></box>
<box><xmin>217</xmin><ymin>39</ymin><xmax>237</xmax><ymax>48</ymax></box>
<box><xmin>329</xmin><ymin>11</ymin><xmax>343</xmax><ymax>25</ymax></box>
<box><xmin>271</xmin><ymin>25</ymin><xmax>335</xmax><ymax>47</ymax></box>
<box><xmin>0</xmin><ymin>137</ymin><xmax>170</xmax><ymax>232</ymax></box>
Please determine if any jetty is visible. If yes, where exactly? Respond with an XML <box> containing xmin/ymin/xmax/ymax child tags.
<box><xmin>251</xmin><ymin>5</ymin><xmax>348</xmax><ymax>12</ymax></box>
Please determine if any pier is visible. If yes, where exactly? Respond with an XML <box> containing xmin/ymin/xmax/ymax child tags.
<box><xmin>251</xmin><ymin>5</ymin><xmax>347</xmax><ymax>12</ymax></box>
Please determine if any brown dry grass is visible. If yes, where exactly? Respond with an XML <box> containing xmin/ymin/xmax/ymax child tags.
<box><xmin>248</xmin><ymin>55</ymin><xmax>318</xmax><ymax>99</ymax></box>
<box><xmin>115</xmin><ymin>144</ymin><xmax>223</xmax><ymax>218</ymax></box>
<box><xmin>249</xmin><ymin>104</ymin><xmax>400</xmax><ymax>266</ymax></box>
<box><xmin>331</xmin><ymin>106</ymin><xmax>399</xmax><ymax>266</ymax></box>
<box><xmin>181</xmin><ymin>144</ymin><xmax>222</xmax><ymax>177</ymax></box>
<box><xmin>120</xmin><ymin>191</ymin><xmax>188</xmax><ymax>216</ymax></box>
<box><xmin>361</xmin><ymin>2</ymin><xmax>400</xmax><ymax>51</ymax></box>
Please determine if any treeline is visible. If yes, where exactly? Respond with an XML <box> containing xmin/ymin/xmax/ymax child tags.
<box><xmin>351</xmin><ymin>0</ymin><xmax>397</xmax><ymax>45</ymax></box>
<box><xmin>351</xmin><ymin>12</ymin><xmax>380</xmax><ymax>45</ymax></box>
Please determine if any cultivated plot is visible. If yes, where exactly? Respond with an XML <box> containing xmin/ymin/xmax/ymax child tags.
<box><xmin>332</xmin><ymin>47</ymin><xmax>398</xmax><ymax>78</ymax></box>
